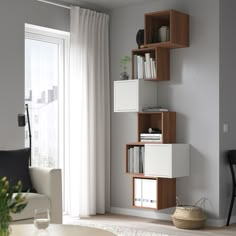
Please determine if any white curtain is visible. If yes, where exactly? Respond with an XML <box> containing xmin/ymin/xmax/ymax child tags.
<box><xmin>68</xmin><ymin>6</ymin><xmax>110</xmax><ymax>217</ymax></box>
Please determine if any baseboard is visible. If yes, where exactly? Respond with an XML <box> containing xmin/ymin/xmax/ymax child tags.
<box><xmin>110</xmin><ymin>206</ymin><xmax>172</xmax><ymax>221</ymax></box>
<box><xmin>206</xmin><ymin>214</ymin><xmax>236</xmax><ymax>227</ymax></box>
<box><xmin>110</xmin><ymin>206</ymin><xmax>236</xmax><ymax>227</ymax></box>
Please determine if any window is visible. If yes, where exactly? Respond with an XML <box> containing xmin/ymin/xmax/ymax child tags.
<box><xmin>25</xmin><ymin>24</ymin><xmax>69</xmax><ymax>211</ymax></box>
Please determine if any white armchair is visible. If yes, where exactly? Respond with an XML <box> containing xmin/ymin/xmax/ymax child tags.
<box><xmin>12</xmin><ymin>167</ymin><xmax>62</xmax><ymax>224</ymax></box>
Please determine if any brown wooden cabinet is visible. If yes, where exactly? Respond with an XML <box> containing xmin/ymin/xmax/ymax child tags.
<box><xmin>132</xmin><ymin>176</ymin><xmax>176</xmax><ymax>210</ymax></box>
<box><xmin>131</xmin><ymin>9</ymin><xmax>189</xmax><ymax>81</ymax></box>
<box><xmin>137</xmin><ymin>112</ymin><xmax>176</xmax><ymax>143</ymax></box>
<box><xmin>144</xmin><ymin>9</ymin><xmax>189</xmax><ymax>48</ymax></box>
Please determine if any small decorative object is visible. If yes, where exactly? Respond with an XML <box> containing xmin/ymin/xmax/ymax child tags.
<box><xmin>34</xmin><ymin>208</ymin><xmax>50</xmax><ymax>230</ymax></box>
<box><xmin>172</xmin><ymin>197</ymin><xmax>207</xmax><ymax>230</ymax></box>
<box><xmin>136</xmin><ymin>29</ymin><xmax>144</xmax><ymax>48</ymax></box>
<box><xmin>0</xmin><ymin>177</ymin><xmax>27</xmax><ymax>236</ymax></box>
<box><xmin>158</xmin><ymin>26</ymin><xmax>170</xmax><ymax>42</ymax></box>
<box><xmin>148</xmin><ymin>128</ymin><xmax>161</xmax><ymax>134</ymax></box>
<box><xmin>120</xmin><ymin>56</ymin><xmax>131</xmax><ymax>80</ymax></box>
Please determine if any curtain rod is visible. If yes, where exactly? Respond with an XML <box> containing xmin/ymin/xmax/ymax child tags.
<box><xmin>37</xmin><ymin>0</ymin><xmax>110</xmax><ymax>14</ymax></box>
<box><xmin>37</xmin><ymin>0</ymin><xmax>71</xmax><ymax>10</ymax></box>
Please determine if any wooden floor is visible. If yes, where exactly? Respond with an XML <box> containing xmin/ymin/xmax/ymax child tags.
<box><xmin>64</xmin><ymin>213</ymin><xmax>236</xmax><ymax>236</ymax></box>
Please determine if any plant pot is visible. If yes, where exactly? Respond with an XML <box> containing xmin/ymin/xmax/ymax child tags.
<box><xmin>120</xmin><ymin>71</ymin><xmax>129</xmax><ymax>80</ymax></box>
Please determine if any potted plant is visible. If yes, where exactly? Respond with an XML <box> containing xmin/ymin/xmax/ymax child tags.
<box><xmin>120</xmin><ymin>56</ymin><xmax>131</xmax><ymax>80</ymax></box>
<box><xmin>0</xmin><ymin>177</ymin><xmax>27</xmax><ymax>236</ymax></box>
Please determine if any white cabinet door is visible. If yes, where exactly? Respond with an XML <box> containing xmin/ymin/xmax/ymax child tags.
<box><xmin>144</xmin><ymin>144</ymin><xmax>171</xmax><ymax>177</ymax></box>
<box><xmin>144</xmin><ymin>144</ymin><xmax>189</xmax><ymax>178</ymax></box>
<box><xmin>114</xmin><ymin>80</ymin><xmax>138</xmax><ymax>112</ymax></box>
<box><xmin>114</xmin><ymin>80</ymin><xmax>158</xmax><ymax>112</ymax></box>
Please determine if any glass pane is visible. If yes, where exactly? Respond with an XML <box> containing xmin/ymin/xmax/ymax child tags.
<box><xmin>25</xmin><ymin>39</ymin><xmax>59</xmax><ymax>168</ymax></box>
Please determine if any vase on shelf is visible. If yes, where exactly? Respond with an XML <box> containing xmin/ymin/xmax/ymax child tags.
<box><xmin>136</xmin><ymin>29</ymin><xmax>144</xmax><ymax>49</ymax></box>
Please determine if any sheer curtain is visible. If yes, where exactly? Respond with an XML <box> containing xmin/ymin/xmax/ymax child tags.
<box><xmin>68</xmin><ymin>6</ymin><xmax>110</xmax><ymax>217</ymax></box>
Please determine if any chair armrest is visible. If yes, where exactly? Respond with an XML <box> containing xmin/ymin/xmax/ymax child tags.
<box><xmin>29</xmin><ymin>167</ymin><xmax>62</xmax><ymax>224</ymax></box>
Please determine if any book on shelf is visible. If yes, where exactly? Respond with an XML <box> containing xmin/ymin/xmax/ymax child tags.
<box><xmin>127</xmin><ymin>149</ymin><xmax>130</xmax><ymax>172</ymax></box>
<box><xmin>152</xmin><ymin>59</ymin><xmax>156</xmax><ymax>78</ymax></box>
<box><xmin>137</xmin><ymin>55</ymin><xmax>144</xmax><ymax>79</ymax></box>
<box><xmin>133</xmin><ymin>55</ymin><xmax>138</xmax><ymax>79</ymax></box>
<box><xmin>142</xmin><ymin>106</ymin><xmax>169</xmax><ymax>112</ymax></box>
<box><xmin>140</xmin><ymin>146</ymin><xmax>144</xmax><ymax>173</ymax></box>
<box><xmin>140</xmin><ymin>133</ymin><xmax>162</xmax><ymax>141</ymax></box>
<box><xmin>133</xmin><ymin>146</ymin><xmax>140</xmax><ymax>173</ymax></box>
<box><xmin>140</xmin><ymin>139</ymin><xmax>162</xmax><ymax>142</ymax></box>
<box><xmin>140</xmin><ymin>133</ymin><xmax>162</xmax><ymax>137</ymax></box>
<box><xmin>130</xmin><ymin>147</ymin><xmax>134</xmax><ymax>173</ymax></box>
<box><xmin>145</xmin><ymin>53</ymin><xmax>151</xmax><ymax>79</ymax></box>
<box><xmin>140</xmin><ymin>136</ymin><xmax>162</xmax><ymax>142</ymax></box>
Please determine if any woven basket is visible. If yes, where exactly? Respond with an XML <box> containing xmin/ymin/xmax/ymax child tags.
<box><xmin>172</xmin><ymin>198</ymin><xmax>206</xmax><ymax>230</ymax></box>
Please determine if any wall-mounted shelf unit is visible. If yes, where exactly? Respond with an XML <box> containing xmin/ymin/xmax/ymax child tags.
<box><xmin>144</xmin><ymin>9</ymin><xmax>189</xmax><ymax>48</ymax></box>
<box><xmin>132</xmin><ymin>47</ymin><xmax>169</xmax><ymax>81</ymax></box>
<box><xmin>113</xmin><ymin>8</ymin><xmax>190</xmax><ymax>211</ymax></box>
<box><xmin>114</xmin><ymin>80</ymin><xmax>158</xmax><ymax>112</ymax></box>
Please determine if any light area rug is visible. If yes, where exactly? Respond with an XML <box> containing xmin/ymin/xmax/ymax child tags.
<box><xmin>69</xmin><ymin>222</ymin><xmax>173</xmax><ymax>236</ymax></box>
<box><xmin>63</xmin><ymin>215</ymin><xmax>236</xmax><ymax>236</ymax></box>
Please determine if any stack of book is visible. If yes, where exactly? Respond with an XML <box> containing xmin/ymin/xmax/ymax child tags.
<box><xmin>133</xmin><ymin>53</ymin><xmax>157</xmax><ymax>79</ymax></box>
<box><xmin>140</xmin><ymin>133</ymin><xmax>162</xmax><ymax>142</ymax></box>
<box><xmin>127</xmin><ymin>146</ymin><xmax>144</xmax><ymax>174</ymax></box>
<box><xmin>142</xmin><ymin>106</ymin><xmax>168</xmax><ymax>112</ymax></box>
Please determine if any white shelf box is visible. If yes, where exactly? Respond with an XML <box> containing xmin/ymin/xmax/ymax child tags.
<box><xmin>114</xmin><ymin>80</ymin><xmax>158</xmax><ymax>112</ymax></box>
<box><xmin>144</xmin><ymin>144</ymin><xmax>189</xmax><ymax>178</ymax></box>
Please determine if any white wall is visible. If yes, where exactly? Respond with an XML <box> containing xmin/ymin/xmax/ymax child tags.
<box><xmin>219</xmin><ymin>0</ymin><xmax>236</xmax><ymax>220</ymax></box>
<box><xmin>110</xmin><ymin>0</ymin><xmax>221</xmax><ymax>222</ymax></box>
<box><xmin>0</xmin><ymin>0</ymin><xmax>70</xmax><ymax>149</ymax></box>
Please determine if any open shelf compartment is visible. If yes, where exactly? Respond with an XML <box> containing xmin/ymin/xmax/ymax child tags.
<box><xmin>144</xmin><ymin>9</ymin><xmax>189</xmax><ymax>48</ymax></box>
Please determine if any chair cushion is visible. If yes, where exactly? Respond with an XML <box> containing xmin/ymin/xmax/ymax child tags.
<box><xmin>11</xmin><ymin>193</ymin><xmax>50</xmax><ymax>221</ymax></box>
<box><xmin>0</xmin><ymin>148</ymin><xmax>33</xmax><ymax>191</ymax></box>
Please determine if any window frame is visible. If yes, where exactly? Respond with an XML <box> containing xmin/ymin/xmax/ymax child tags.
<box><xmin>25</xmin><ymin>24</ymin><xmax>70</xmax><ymax>213</ymax></box>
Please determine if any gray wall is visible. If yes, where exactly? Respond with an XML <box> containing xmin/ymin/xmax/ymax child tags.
<box><xmin>219</xmin><ymin>0</ymin><xmax>236</xmax><ymax>219</ymax></box>
<box><xmin>0</xmin><ymin>0</ymin><xmax>70</xmax><ymax>149</ymax></box>
<box><xmin>110</xmin><ymin>0</ymin><xmax>221</xmax><ymax>220</ymax></box>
